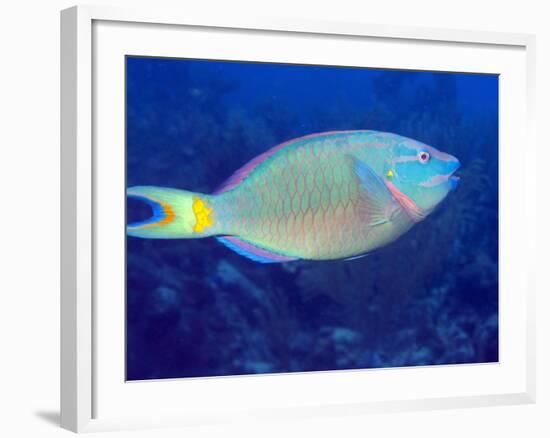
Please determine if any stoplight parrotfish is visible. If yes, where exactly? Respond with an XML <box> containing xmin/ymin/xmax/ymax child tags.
<box><xmin>127</xmin><ymin>130</ymin><xmax>460</xmax><ymax>263</ymax></box>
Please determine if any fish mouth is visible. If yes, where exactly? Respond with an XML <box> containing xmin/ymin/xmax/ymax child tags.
<box><xmin>419</xmin><ymin>170</ymin><xmax>460</xmax><ymax>189</ymax></box>
<box><xmin>418</xmin><ymin>157</ymin><xmax>461</xmax><ymax>189</ymax></box>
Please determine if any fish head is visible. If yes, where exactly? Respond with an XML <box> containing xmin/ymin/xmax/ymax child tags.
<box><xmin>387</xmin><ymin>138</ymin><xmax>460</xmax><ymax>216</ymax></box>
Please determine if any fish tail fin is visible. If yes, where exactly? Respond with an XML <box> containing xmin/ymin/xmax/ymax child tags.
<box><xmin>127</xmin><ymin>186</ymin><xmax>217</xmax><ymax>239</ymax></box>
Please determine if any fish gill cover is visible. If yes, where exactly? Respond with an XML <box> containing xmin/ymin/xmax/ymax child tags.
<box><xmin>126</xmin><ymin>56</ymin><xmax>498</xmax><ymax>380</ymax></box>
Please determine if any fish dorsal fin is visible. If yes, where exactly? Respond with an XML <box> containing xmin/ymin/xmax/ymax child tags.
<box><xmin>352</xmin><ymin>158</ymin><xmax>401</xmax><ymax>226</ymax></box>
<box><xmin>214</xmin><ymin>130</ymin><xmax>357</xmax><ymax>194</ymax></box>
<box><xmin>216</xmin><ymin>236</ymin><xmax>299</xmax><ymax>263</ymax></box>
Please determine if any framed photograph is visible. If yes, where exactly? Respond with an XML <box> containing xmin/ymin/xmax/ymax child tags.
<box><xmin>61</xmin><ymin>5</ymin><xmax>536</xmax><ymax>433</ymax></box>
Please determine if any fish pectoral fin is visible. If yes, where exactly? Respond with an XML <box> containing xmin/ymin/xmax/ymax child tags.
<box><xmin>352</xmin><ymin>158</ymin><xmax>401</xmax><ymax>227</ymax></box>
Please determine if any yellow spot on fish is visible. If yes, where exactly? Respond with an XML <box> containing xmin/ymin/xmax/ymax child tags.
<box><xmin>387</xmin><ymin>169</ymin><xmax>394</xmax><ymax>178</ymax></box>
<box><xmin>192</xmin><ymin>197</ymin><xmax>214</xmax><ymax>233</ymax></box>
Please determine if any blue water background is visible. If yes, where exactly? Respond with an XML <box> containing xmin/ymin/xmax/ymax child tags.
<box><xmin>126</xmin><ymin>56</ymin><xmax>498</xmax><ymax>380</ymax></box>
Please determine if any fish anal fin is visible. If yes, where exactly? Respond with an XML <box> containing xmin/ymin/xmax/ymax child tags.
<box><xmin>352</xmin><ymin>158</ymin><xmax>401</xmax><ymax>227</ymax></box>
<box><xmin>344</xmin><ymin>253</ymin><xmax>371</xmax><ymax>261</ymax></box>
<box><xmin>216</xmin><ymin>236</ymin><xmax>299</xmax><ymax>263</ymax></box>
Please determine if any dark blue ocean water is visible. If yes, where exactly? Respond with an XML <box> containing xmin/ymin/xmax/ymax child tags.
<box><xmin>126</xmin><ymin>56</ymin><xmax>498</xmax><ymax>380</ymax></box>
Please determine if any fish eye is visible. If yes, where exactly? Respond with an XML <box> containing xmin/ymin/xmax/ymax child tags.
<box><xmin>418</xmin><ymin>151</ymin><xmax>430</xmax><ymax>163</ymax></box>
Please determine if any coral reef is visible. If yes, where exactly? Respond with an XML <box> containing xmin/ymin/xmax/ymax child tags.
<box><xmin>126</xmin><ymin>57</ymin><xmax>498</xmax><ymax>380</ymax></box>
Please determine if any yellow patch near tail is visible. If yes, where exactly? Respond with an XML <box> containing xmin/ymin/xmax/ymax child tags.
<box><xmin>192</xmin><ymin>196</ymin><xmax>214</xmax><ymax>233</ymax></box>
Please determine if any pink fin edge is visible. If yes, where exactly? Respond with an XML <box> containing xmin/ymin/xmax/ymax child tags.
<box><xmin>385</xmin><ymin>180</ymin><xmax>427</xmax><ymax>222</ymax></box>
<box><xmin>213</xmin><ymin>130</ymin><xmax>361</xmax><ymax>194</ymax></box>
<box><xmin>217</xmin><ymin>236</ymin><xmax>298</xmax><ymax>263</ymax></box>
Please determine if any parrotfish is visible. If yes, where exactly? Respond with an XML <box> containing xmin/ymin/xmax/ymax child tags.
<box><xmin>127</xmin><ymin>130</ymin><xmax>460</xmax><ymax>262</ymax></box>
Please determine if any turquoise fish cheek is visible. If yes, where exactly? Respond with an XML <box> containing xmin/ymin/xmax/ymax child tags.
<box><xmin>420</xmin><ymin>182</ymin><xmax>453</xmax><ymax>211</ymax></box>
<box><xmin>394</xmin><ymin>160</ymin><xmax>432</xmax><ymax>185</ymax></box>
<box><xmin>390</xmin><ymin>160</ymin><xmax>439</xmax><ymax>212</ymax></box>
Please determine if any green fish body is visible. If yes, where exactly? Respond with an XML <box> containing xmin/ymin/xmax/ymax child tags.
<box><xmin>128</xmin><ymin>130</ymin><xmax>460</xmax><ymax>262</ymax></box>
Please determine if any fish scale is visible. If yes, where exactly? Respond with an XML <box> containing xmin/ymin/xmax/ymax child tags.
<box><xmin>217</xmin><ymin>137</ymin><xmax>368</xmax><ymax>259</ymax></box>
<box><xmin>127</xmin><ymin>130</ymin><xmax>460</xmax><ymax>262</ymax></box>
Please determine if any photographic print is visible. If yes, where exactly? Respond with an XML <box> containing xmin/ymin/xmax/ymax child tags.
<box><xmin>125</xmin><ymin>56</ymin><xmax>498</xmax><ymax>381</ymax></box>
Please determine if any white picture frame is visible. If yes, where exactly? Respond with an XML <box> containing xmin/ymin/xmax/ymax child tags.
<box><xmin>60</xmin><ymin>4</ymin><xmax>536</xmax><ymax>433</ymax></box>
